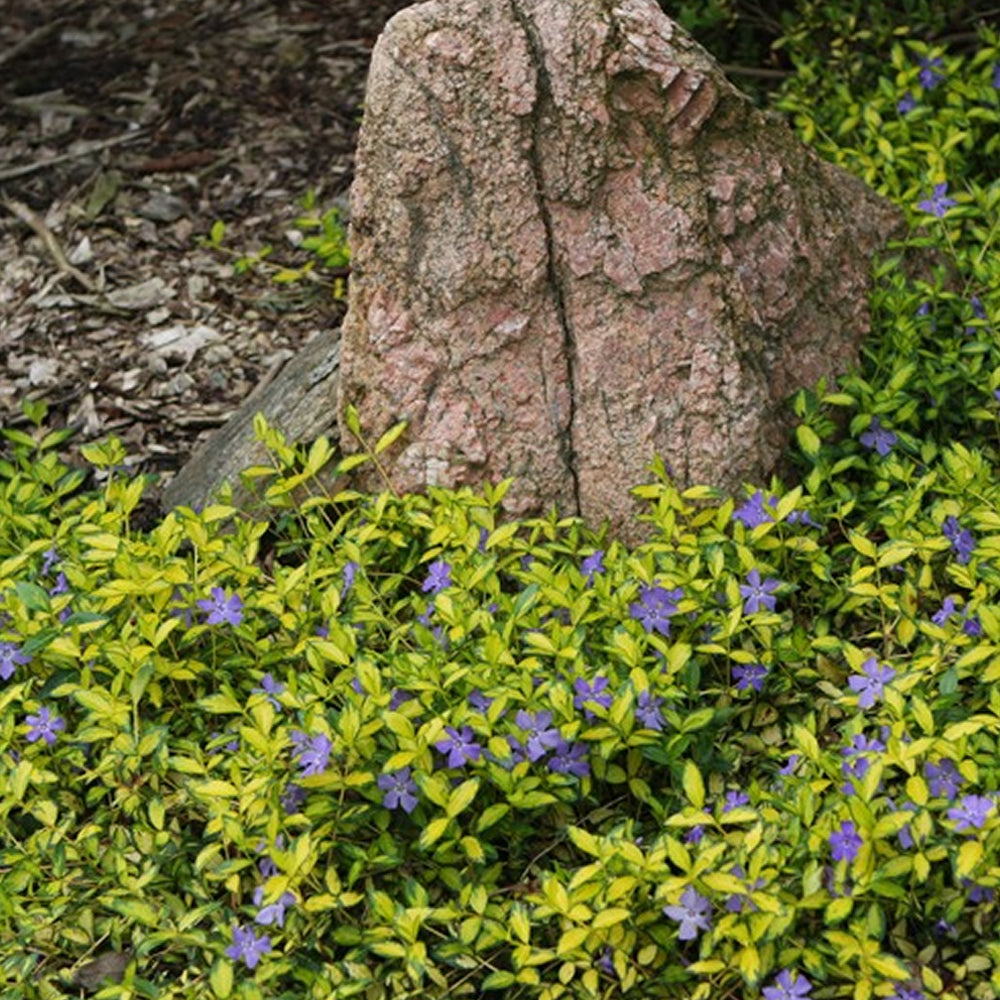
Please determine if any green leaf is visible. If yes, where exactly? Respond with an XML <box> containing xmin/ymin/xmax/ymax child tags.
<box><xmin>343</xmin><ymin>403</ymin><xmax>362</xmax><ymax>438</ymax></box>
<box><xmin>796</xmin><ymin>423</ymin><xmax>821</xmax><ymax>457</ymax></box>
<box><xmin>682</xmin><ymin>760</ymin><xmax>705</xmax><ymax>809</ymax></box>
<box><xmin>210</xmin><ymin>958</ymin><xmax>233</xmax><ymax>998</ymax></box>
<box><xmin>557</xmin><ymin>927</ymin><xmax>590</xmax><ymax>955</ymax></box>
<box><xmin>592</xmin><ymin>908</ymin><xmax>631</xmax><ymax>929</ymax></box>
<box><xmin>956</xmin><ymin>839</ymin><xmax>983</xmax><ymax>879</ymax></box>
<box><xmin>197</xmin><ymin>692</ymin><xmax>244</xmax><ymax>714</ymax></box>
<box><xmin>374</xmin><ymin>421</ymin><xmax>408</xmax><ymax>455</ymax></box>
<box><xmin>482</xmin><ymin>971</ymin><xmax>516</xmax><ymax>990</ymax></box>
<box><xmin>14</xmin><ymin>580</ymin><xmax>50</xmax><ymax>612</ymax></box>
<box><xmin>825</xmin><ymin>896</ymin><xmax>853</xmax><ymax>923</ymax></box>
<box><xmin>105</xmin><ymin>897</ymin><xmax>160</xmax><ymax>927</ymax></box>
<box><xmin>568</xmin><ymin>826</ymin><xmax>600</xmax><ymax>857</ymax></box>
<box><xmin>193</xmin><ymin>780</ymin><xmax>239</xmax><ymax>798</ymax></box>
<box><xmin>419</xmin><ymin>817</ymin><xmax>451</xmax><ymax>849</ymax></box>
<box><xmin>476</xmin><ymin>803</ymin><xmax>509</xmax><ymax>833</ymax></box>
<box><xmin>446</xmin><ymin>778</ymin><xmax>480</xmax><ymax>818</ymax></box>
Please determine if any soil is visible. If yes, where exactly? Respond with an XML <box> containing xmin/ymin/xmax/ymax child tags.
<box><xmin>0</xmin><ymin>0</ymin><xmax>412</xmax><ymax>490</ymax></box>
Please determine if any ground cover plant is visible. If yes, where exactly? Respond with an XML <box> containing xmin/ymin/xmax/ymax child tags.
<box><xmin>2</xmin><ymin>7</ymin><xmax>1000</xmax><ymax>1000</ymax></box>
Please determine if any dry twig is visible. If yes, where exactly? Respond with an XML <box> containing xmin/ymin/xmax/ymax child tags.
<box><xmin>0</xmin><ymin>129</ymin><xmax>146</xmax><ymax>183</ymax></box>
<box><xmin>0</xmin><ymin>19</ymin><xmax>66</xmax><ymax>68</ymax></box>
<box><xmin>1</xmin><ymin>196</ymin><xmax>98</xmax><ymax>294</ymax></box>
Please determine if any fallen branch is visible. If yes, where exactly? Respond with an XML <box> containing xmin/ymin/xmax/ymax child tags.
<box><xmin>0</xmin><ymin>129</ymin><xmax>146</xmax><ymax>183</ymax></box>
<box><xmin>0</xmin><ymin>19</ymin><xmax>66</xmax><ymax>68</ymax></box>
<box><xmin>1</xmin><ymin>196</ymin><xmax>99</xmax><ymax>294</ymax></box>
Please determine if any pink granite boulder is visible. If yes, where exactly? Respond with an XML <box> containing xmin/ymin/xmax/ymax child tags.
<box><xmin>338</xmin><ymin>0</ymin><xmax>905</xmax><ymax>538</ymax></box>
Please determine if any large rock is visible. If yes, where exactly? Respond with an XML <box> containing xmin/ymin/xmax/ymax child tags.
<box><xmin>338</xmin><ymin>0</ymin><xmax>905</xmax><ymax>537</ymax></box>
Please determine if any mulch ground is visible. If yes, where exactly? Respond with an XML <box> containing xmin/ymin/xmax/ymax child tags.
<box><xmin>0</xmin><ymin>0</ymin><xmax>411</xmax><ymax>488</ymax></box>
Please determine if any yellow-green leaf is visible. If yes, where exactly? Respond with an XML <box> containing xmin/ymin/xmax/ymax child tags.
<box><xmin>682</xmin><ymin>760</ymin><xmax>704</xmax><ymax>809</ymax></box>
<box><xmin>374</xmin><ymin>421</ymin><xmax>408</xmax><ymax>455</ymax></box>
<box><xmin>210</xmin><ymin>957</ymin><xmax>233</xmax><ymax>998</ymax></box>
<box><xmin>956</xmin><ymin>838</ymin><xmax>983</xmax><ymax>879</ymax></box>
<box><xmin>738</xmin><ymin>947</ymin><xmax>761</xmax><ymax>986</ymax></box>
<box><xmin>446</xmin><ymin>778</ymin><xmax>480</xmax><ymax>818</ymax></box>
<box><xmin>557</xmin><ymin>927</ymin><xmax>589</xmax><ymax>956</ymax></box>
<box><xmin>591</xmin><ymin>908</ymin><xmax>631</xmax><ymax>929</ymax></box>
<box><xmin>419</xmin><ymin>817</ymin><xmax>451</xmax><ymax>850</ymax></box>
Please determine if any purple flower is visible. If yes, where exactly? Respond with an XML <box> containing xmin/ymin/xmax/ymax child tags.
<box><xmin>779</xmin><ymin>754</ymin><xmax>801</xmax><ymax>777</ymax></box>
<box><xmin>964</xmin><ymin>879</ymin><xmax>995</xmax><ymax>904</ymax></box>
<box><xmin>598</xmin><ymin>946</ymin><xmax>615</xmax><ymax>976</ymax></box>
<box><xmin>573</xmin><ymin>676</ymin><xmax>613</xmax><ymax>718</ymax></box>
<box><xmin>389</xmin><ymin>688</ymin><xmax>411</xmax><ymax>710</ymax></box>
<box><xmin>890</xmin><ymin>987</ymin><xmax>924</xmax><ymax>1000</ymax></box>
<box><xmin>947</xmin><ymin>794</ymin><xmax>994</xmax><ymax>831</ymax></box>
<box><xmin>739</xmin><ymin>568</ymin><xmax>780</xmax><ymax>614</ymax></box>
<box><xmin>953</xmin><ymin>534</ymin><xmax>976</xmax><ymax>565</ymax></box>
<box><xmin>840</xmin><ymin>755</ymin><xmax>871</xmax><ymax>794</ymax></box>
<box><xmin>41</xmin><ymin>546</ymin><xmax>60</xmax><ymax>575</ymax></box>
<box><xmin>942</xmin><ymin>516</ymin><xmax>976</xmax><ymax>564</ymax></box>
<box><xmin>25</xmin><ymin>706</ymin><xmax>66</xmax><ymax>745</ymax></box>
<box><xmin>925</xmin><ymin>758</ymin><xmax>963</xmax><ymax>799</ymax></box>
<box><xmin>378</xmin><ymin>767</ymin><xmax>419</xmax><ymax>813</ymax></box>
<box><xmin>962</xmin><ymin>612</ymin><xmax>982</xmax><ymax>637</ymax></box>
<box><xmin>932</xmin><ymin>596</ymin><xmax>957</xmax><ymax>626</ymax></box>
<box><xmin>888</xmin><ymin>799</ymin><xmax>918</xmax><ymax>849</ymax></box>
<box><xmin>917</xmin><ymin>182</ymin><xmax>958</xmax><ymax>218</ymax></box>
<box><xmin>629</xmin><ymin>583</ymin><xmax>683</xmax><ymax>636</ymax></box>
<box><xmin>917</xmin><ymin>56</ymin><xmax>944</xmax><ymax>89</ymax></box>
<box><xmin>635</xmin><ymin>690</ymin><xmax>665</xmax><ymax>730</ymax></box>
<box><xmin>847</xmin><ymin>657</ymin><xmax>895</xmax><ymax>709</ymax></box>
<box><xmin>724</xmin><ymin>865</ymin><xmax>763</xmax><ymax>913</ymax></box>
<box><xmin>291</xmin><ymin>731</ymin><xmax>332</xmax><ymax>777</ymax></box>
<box><xmin>49</xmin><ymin>572</ymin><xmax>70</xmax><ymax>597</ymax></box>
<box><xmin>468</xmin><ymin>689</ymin><xmax>493</xmax><ymax>712</ymax></box>
<box><xmin>341</xmin><ymin>560</ymin><xmax>359</xmax><ymax>598</ymax></box>
<box><xmin>501</xmin><ymin>734</ymin><xmax>530</xmax><ymax>768</ymax></box>
<box><xmin>421</xmin><ymin>559</ymin><xmax>452</xmax><ymax>594</ymax></box>
<box><xmin>722</xmin><ymin>790</ymin><xmax>750</xmax><ymax>813</ymax></box>
<box><xmin>581</xmin><ymin>550</ymin><xmax>605</xmax><ymax>585</ymax></box>
<box><xmin>787</xmin><ymin>509</ymin><xmax>820</xmax><ymax>528</ymax></box>
<box><xmin>515</xmin><ymin>709</ymin><xmax>562</xmax><ymax>761</ymax></box>
<box><xmin>763</xmin><ymin>969</ymin><xmax>812</xmax><ymax>1000</ymax></box>
<box><xmin>280</xmin><ymin>783</ymin><xmax>306</xmax><ymax>813</ymax></box>
<box><xmin>197</xmin><ymin>587</ymin><xmax>244</xmax><ymax>626</ymax></box>
<box><xmin>732</xmin><ymin>662</ymin><xmax>768</xmax><ymax>692</ymax></box>
<box><xmin>256</xmin><ymin>836</ymin><xmax>284</xmax><ymax>879</ymax></box>
<box><xmin>0</xmin><ymin>641</ymin><xmax>30</xmax><ymax>681</ymax></box>
<box><xmin>253</xmin><ymin>887</ymin><xmax>296</xmax><ymax>927</ymax></box>
<box><xmin>225</xmin><ymin>924</ymin><xmax>272</xmax><ymax>970</ymax></box>
<box><xmin>685</xmin><ymin>824</ymin><xmax>705</xmax><ymax>845</ymax></box>
<box><xmin>434</xmin><ymin>725</ymin><xmax>483</xmax><ymax>768</ymax></box>
<box><xmin>830</xmin><ymin>820</ymin><xmax>863</xmax><ymax>862</ymax></box>
<box><xmin>733</xmin><ymin>490</ymin><xmax>776</xmax><ymax>529</ymax></box>
<box><xmin>933</xmin><ymin>919</ymin><xmax>957</xmax><ymax>939</ymax></box>
<box><xmin>992</xmin><ymin>63</ymin><xmax>1000</xmax><ymax>89</ymax></box>
<box><xmin>253</xmin><ymin>672</ymin><xmax>284</xmax><ymax>709</ymax></box>
<box><xmin>842</xmin><ymin>733</ymin><xmax>886</xmax><ymax>758</ymax></box>
<box><xmin>547</xmin><ymin>739</ymin><xmax>590</xmax><ymax>777</ymax></box>
<box><xmin>860</xmin><ymin>417</ymin><xmax>897</xmax><ymax>456</ymax></box>
<box><xmin>662</xmin><ymin>886</ymin><xmax>711</xmax><ymax>941</ymax></box>
<box><xmin>897</xmin><ymin>91</ymin><xmax>917</xmax><ymax>113</ymax></box>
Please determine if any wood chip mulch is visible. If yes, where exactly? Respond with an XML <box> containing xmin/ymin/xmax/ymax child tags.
<box><xmin>0</xmin><ymin>0</ymin><xmax>412</xmax><ymax>489</ymax></box>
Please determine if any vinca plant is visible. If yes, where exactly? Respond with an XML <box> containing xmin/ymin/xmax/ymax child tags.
<box><xmin>2</xmin><ymin>7</ymin><xmax>1000</xmax><ymax>1000</ymax></box>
